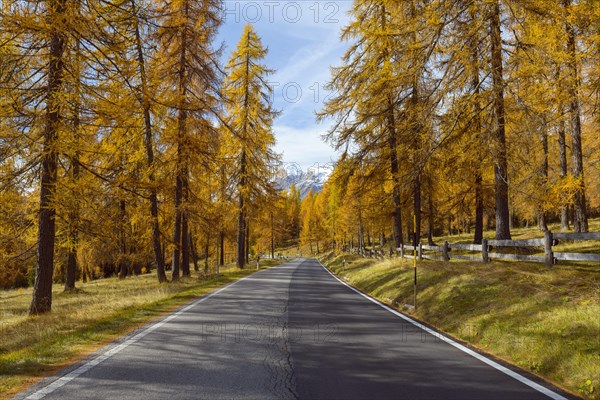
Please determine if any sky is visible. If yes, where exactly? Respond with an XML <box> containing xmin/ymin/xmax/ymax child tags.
<box><xmin>217</xmin><ymin>1</ymin><xmax>353</xmax><ymax>172</ymax></box>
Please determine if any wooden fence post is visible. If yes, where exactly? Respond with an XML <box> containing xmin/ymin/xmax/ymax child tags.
<box><xmin>544</xmin><ymin>230</ymin><xmax>554</xmax><ymax>268</ymax></box>
<box><xmin>443</xmin><ymin>241</ymin><xmax>450</xmax><ymax>261</ymax></box>
<box><xmin>418</xmin><ymin>243</ymin><xmax>423</xmax><ymax>261</ymax></box>
<box><xmin>482</xmin><ymin>238</ymin><xmax>489</xmax><ymax>263</ymax></box>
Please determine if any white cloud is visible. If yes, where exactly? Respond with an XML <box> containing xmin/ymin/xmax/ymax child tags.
<box><xmin>273</xmin><ymin>124</ymin><xmax>340</xmax><ymax>170</ymax></box>
<box><xmin>218</xmin><ymin>1</ymin><xmax>353</xmax><ymax>168</ymax></box>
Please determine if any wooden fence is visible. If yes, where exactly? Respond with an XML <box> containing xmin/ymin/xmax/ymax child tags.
<box><xmin>353</xmin><ymin>231</ymin><xmax>600</xmax><ymax>268</ymax></box>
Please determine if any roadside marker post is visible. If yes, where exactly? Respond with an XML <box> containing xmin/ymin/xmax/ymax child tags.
<box><xmin>413</xmin><ymin>215</ymin><xmax>417</xmax><ymax>310</ymax></box>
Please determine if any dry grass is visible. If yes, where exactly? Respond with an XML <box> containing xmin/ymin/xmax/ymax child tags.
<box><xmin>321</xmin><ymin>249</ymin><xmax>599</xmax><ymax>399</ymax></box>
<box><xmin>0</xmin><ymin>259</ymin><xmax>285</xmax><ymax>399</ymax></box>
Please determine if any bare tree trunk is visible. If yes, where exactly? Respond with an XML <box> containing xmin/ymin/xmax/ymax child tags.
<box><xmin>132</xmin><ymin>0</ymin><xmax>166</xmax><ymax>283</ymax></box>
<box><xmin>564</xmin><ymin>0</ymin><xmax>588</xmax><ymax>232</ymax></box>
<box><xmin>30</xmin><ymin>0</ymin><xmax>66</xmax><ymax>315</ymax></box>
<box><xmin>490</xmin><ymin>0</ymin><xmax>511</xmax><ymax>240</ymax></box>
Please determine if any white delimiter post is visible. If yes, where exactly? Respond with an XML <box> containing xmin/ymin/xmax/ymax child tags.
<box><xmin>413</xmin><ymin>215</ymin><xmax>417</xmax><ymax>310</ymax></box>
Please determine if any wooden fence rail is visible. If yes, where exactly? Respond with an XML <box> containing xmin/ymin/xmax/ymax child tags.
<box><xmin>352</xmin><ymin>230</ymin><xmax>599</xmax><ymax>268</ymax></box>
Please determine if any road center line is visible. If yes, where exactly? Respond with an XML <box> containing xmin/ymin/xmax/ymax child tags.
<box><xmin>318</xmin><ymin>260</ymin><xmax>568</xmax><ymax>400</ymax></box>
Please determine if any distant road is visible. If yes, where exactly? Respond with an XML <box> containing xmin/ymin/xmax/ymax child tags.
<box><xmin>15</xmin><ymin>258</ymin><xmax>572</xmax><ymax>400</ymax></box>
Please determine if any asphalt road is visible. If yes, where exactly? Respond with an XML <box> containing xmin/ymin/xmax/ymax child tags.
<box><xmin>16</xmin><ymin>258</ymin><xmax>571</xmax><ymax>400</ymax></box>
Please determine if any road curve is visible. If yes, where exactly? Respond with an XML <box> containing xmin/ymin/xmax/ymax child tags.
<box><xmin>15</xmin><ymin>258</ymin><xmax>572</xmax><ymax>400</ymax></box>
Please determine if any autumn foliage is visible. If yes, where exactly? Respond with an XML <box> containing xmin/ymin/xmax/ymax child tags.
<box><xmin>0</xmin><ymin>0</ymin><xmax>598</xmax><ymax>314</ymax></box>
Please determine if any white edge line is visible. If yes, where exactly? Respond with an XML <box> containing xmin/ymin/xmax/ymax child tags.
<box><xmin>23</xmin><ymin>268</ymin><xmax>272</xmax><ymax>400</ymax></box>
<box><xmin>317</xmin><ymin>260</ymin><xmax>568</xmax><ymax>400</ymax></box>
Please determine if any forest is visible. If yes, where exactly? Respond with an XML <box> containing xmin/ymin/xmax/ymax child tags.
<box><xmin>305</xmin><ymin>0</ymin><xmax>599</xmax><ymax>253</ymax></box>
<box><xmin>0</xmin><ymin>0</ymin><xmax>598</xmax><ymax>316</ymax></box>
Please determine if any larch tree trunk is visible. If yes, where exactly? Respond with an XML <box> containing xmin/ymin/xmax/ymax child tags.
<box><xmin>64</xmin><ymin>153</ymin><xmax>79</xmax><ymax>289</ymax></box>
<box><xmin>387</xmin><ymin>100</ymin><xmax>403</xmax><ymax>248</ymax></box>
<box><xmin>245</xmin><ymin>220</ymin><xmax>250</xmax><ymax>264</ymax></box>
<box><xmin>181</xmin><ymin>175</ymin><xmax>190</xmax><ymax>277</ymax></box>
<box><xmin>538</xmin><ymin>120</ymin><xmax>549</xmax><ymax>232</ymax></box>
<box><xmin>132</xmin><ymin>0</ymin><xmax>167</xmax><ymax>282</ymax></box>
<box><xmin>65</xmin><ymin>29</ymin><xmax>81</xmax><ymax>291</ymax></box>
<box><xmin>204</xmin><ymin>234</ymin><xmax>209</xmax><ymax>274</ymax></box>
<box><xmin>413</xmin><ymin>177</ymin><xmax>421</xmax><ymax>245</ymax></box>
<box><xmin>236</xmin><ymin>35</ymin><xmax>252</xmax><ymax>269</ymax></box>
<box><xmin>490</xmin><ymin>0</ymin><xmax>511</xmax><ymax>240</ymax></box>
<box><xmin>564</xmin><ymin>0</ymin><xmax>588</xmax><ymax>232</ymax></box>
<box><xmin>427</xmin><ymin>192</ymin><xmax>435</xmax><ymax>246</ymax></box>
<box><xmin>237</xmin><ymin>151</ymin><xmax>246</xmax><ymax>269</ymax></box>
<box><xmin>30</xmin><ymin>0</ymin><xmax>66</xmax><ymax>315</ymax></box>
<box><xmin>189</xmin><ymin>230</ymin><xmax>199</xmax><ymax>272</ymax></box>
<box><xmin>119</xmin><ymin>197</ymin><xmax>128</xmax><ymax>279</ymax></box>
<box><xmin>172</xmin><ymin>170</ymin><xmax>183</xmax><ymax>280</ymax></box>
<box><xmin>557</xmin><ymin>103</ymin><xmax>570</xmax><ymax>231</ymax></box>
<box><xmin>219</xmin><ymin>231</ymin><xmax>224</xmax><ymax>266</ymax></box>
<box><xmin>468</xmin><ymin>7</ymin><xmax>484</xmax><ymax>244</ymax></box>
<box><xmin>172</xmin><ymin>1</ymin><xmax>189</xmax><ymax>281</ymax></box>
<box><xmin>409</xmin><ymin>0</ymin><xmax>421</xmax><ymax>247</ymax></box>
<box><xmin>270</xmin><ymin>211</ymin><xmax>275</xmax><ymax>259</ymax></box>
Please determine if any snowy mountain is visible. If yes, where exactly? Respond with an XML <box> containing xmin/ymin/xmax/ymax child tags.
<box><xmin>275</xmin><ymin>163</ymin><xmax>333</xmax><ymax>198</ymax></box>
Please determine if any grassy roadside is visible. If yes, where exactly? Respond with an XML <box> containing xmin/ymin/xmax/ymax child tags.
<box><xmin>319</xmin><ymin>252</ymin><xmax>599</xmax><ymax>399</ymax></box>
<box><xmin>0</xmin><ymin>259</ymin><xmax>286</xmax><ymax>399</ymax></box>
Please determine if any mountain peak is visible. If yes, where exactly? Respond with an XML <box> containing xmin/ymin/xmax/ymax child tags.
<box><xmin>275</xmin><ymin>163</ymin><xmax>332</xmax><ymax>198</ymax></box>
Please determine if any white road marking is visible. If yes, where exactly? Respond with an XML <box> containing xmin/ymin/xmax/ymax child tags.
<box><xmin>23</xmin><ymin>267</ymin><xmax>276</xmax><ymax>400</ymax></box>
<box><xmin>318</xmin><ymin>260</ymin><xmax>568</xmax><ymax>400</ymax></box>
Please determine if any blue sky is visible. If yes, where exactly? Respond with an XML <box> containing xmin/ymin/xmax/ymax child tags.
<box><xmin>217</xmin><ymin>1</ymin><xmax>353</xmax><ymax>171</ymax></box>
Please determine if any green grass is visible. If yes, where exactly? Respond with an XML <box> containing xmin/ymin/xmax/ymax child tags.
<box><xmin>320</xmin><ymin>251</ymin><xmax>599</xmax><ymax>399</ymax></box>
<box><xmin>0</xmin><ymin>259</ymin><xmax>286</xmax><ymax>399</ymax></box>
